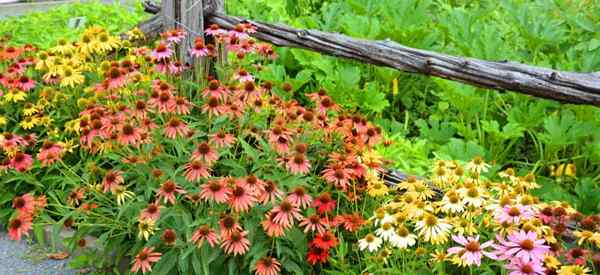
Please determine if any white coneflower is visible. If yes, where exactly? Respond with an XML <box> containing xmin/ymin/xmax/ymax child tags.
<box><xmin>415</xmin><ymin>214</ymin><xmax>452</xmax><ymax>245</ymax></box>
<box><xmin>372</xmin><ymin>208</ymin><xmax>395</xmax><ymax>226</ymax></box>
<box><xmin>460</xmin><ymin>186</ymin><xmax>486</xmax><ymax>208</ymax></box>
<box><xmin>439</xmin><ymin>191</ymin><xmax>465</xmax><ymax>214</ymax></box>
<box><xmin>358</xmin><ymin>234</ymin><xmax>382</xmax><ymax>252</ymax></box>
<box><xmin>389</xmin><ymin>225</ymin><xmax>417</xmax><ymax>249</ymax></box>
<box><xmin>375</xmin><ymin>222</ymin><xmax>396</xmax><ymax>241</ymax></box>
<box><xmin>465</xmin><ymin>156</ymin><xmax>490</xmax><ymax>174</ymax></box>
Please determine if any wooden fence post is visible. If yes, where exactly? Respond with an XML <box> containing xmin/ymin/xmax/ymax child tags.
<box><xmin>161</xmin><ymin>0</ymin><xmax>204</xmax><ymax>66</ymax></box>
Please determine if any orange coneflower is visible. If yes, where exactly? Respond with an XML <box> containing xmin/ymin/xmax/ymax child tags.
<box><xmin>257</xmin><ymin>180</ymin><xmax>283</xmax><ymax>205</ymax></box>
<box><xmin>13</xmin><ymin>193</ymin><xmax>35</xmax><ymax>215</ymax></box>
<box><xmin>286</xmin><ymin>153</ymin><xmax>311</xmax><ymax>175</ymax></box>
<box><xmin>261</xmin><ymin>212</ymin><xmax>287</xmax><ymax>237</ymax></box>
<box><xmin>200</xmin><ymin>179</ymin><xmax>230</xmax><ymax>203</ymax></box>
<box><xmin>8</xmin><ymin>214</ymin><xmax>32</xmax><ymax>241</ymax></box>
<box><xmin>155</xmin><ymin>90</ymin><xmax>176</xmax><ymax>113</ymax></box>
<box><xmin>191</xmin><ymin>224</ymin><xmax>219</xmax><ymax>248</ymax></box>
<box><xmin>183</xmin><ymin>159</ymin><xmax>211</xmax><ymax>182</ymax></box>
<box><xmin>201</xmin><ymin>96</ymin><xmax>223</xmax><ymax>117</ymax></box>
<box><xmin>271</xmin><ymin>199</ymin><xmax>302</xmax><ymax>227</ymax></box>
<box><xmin>118</xmin><ymin>123</ymin><xmax>142</xmax><ymax>146</ymax></box>
<box><xmin>37</xmin><ymin>140</ymin><xmax>63</xmax><ymax>166</ymax></box>
<box><xmin>203</xmin><ymin>80</ymin><xmax>227</xmax><ymax>99</ymax></box>
<box><xmin>221</xmin><ymin>229</ymin><xmax>250</xmax><ymax>256</ymax></box>
<box><xmin>219</xmin><ymin>215</ymin><xmax>242</xmax><ymax>236</ymax></box>
<box><xmin>131</xmin><ymin>247</ymin><xmax>162</xmax><ymax>274</ymax></box>
<box><xmin>156</xmin><ymin>180</ymin><xmax>186</xmax><ymax>205</ymax></box>
<box><xmin>139</xmin><ymin>201</ymin><xmax>162</xmax><ymax>221</ymax></box>
<box><xmin>173</xmin><ymin>96</ymin><xmax>192</xmax><ymax>115</ymax></box>
<box><xmin>322</xmin><ymin>163</ymin><xmax>353</xmax><ymax>191</ymax></box>
<box><xmin>299</xmin><ymin>214</ymin><xmax>328</xmax><ymax>234</ymax></box>
<box><xmin>254</xmin><ymin>256</ymin><xmax>281</xmax><ymax>275</ymax></box>
<box><xmin>103</xmin><ymin>170</ymin><xmax>124</xmax><ymax>193</ymax></box>
<box><xmin>66</xmin><ymin>188</ymin><xmax>85</xmax><ymax>206</ymax></box>
<box><xmin>9</xmin><ymin>152</ymin><xmax>33</xmax><ymax>172</ymax></box>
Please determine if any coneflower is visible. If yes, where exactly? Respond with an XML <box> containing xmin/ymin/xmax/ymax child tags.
<box><xmin>299</xmin><ymin>214</ymin><xmax>328</xmax><ymax>234</ymax></box>
<box><xmin>221</xmin><ymin>229</ymin><xmax>250</xmax><ymax>256</ymax></box>
<box><xmin>151</xmin><ymin>42</ymin><xmax>172</xmax><ymax>60</ymax></box>
<box><xmin>211</xmin><ymin>130</ymin><xmax>235</xmax><ymax>148</ymax></box>
<box><xmin>192</xmin><ymin>142</ymin><xmax>218</xmax><ymax>163</ymax></box>
<box><xmin>200</xmin><ymin>179</ymin><xmax>230</xmax><ymax>203</ymax></box>
<box><xmin>102</xmin><ymin>170</ymin><xmax>124</xmax><ymax>193</ymax></box>
<box><xmin>164</xmin><ymin>117</ymin><xmax>189</xmax><ymax>139</ymax></box>
<box><xmin>191</xmin><ymin>224</ymin><xmax>219</xmax><ymax>248</ymax></box>
<box><xmin>156</xmin><ymin>180</ymin><xmax>186</xmax><ymax>205</ymax></box>
<box><xmin>287</xmin><ymin>186</ymin><xmax>312</xmax><ymax>209</ymax></box>
<box><xmin>183</xmin><ymin>159</ymin><xmax>211</xmax><ymax>182</ymax></box>
<box><xmin>254</xmin><ymin>256</ymin><xmax>281</xmax><ymax>275</ymax></box>
<box><xmin>131</xmin><ymin>247</ymin><xmax>162</xmax><ymax>274</ymax></box>
<box><xmin>261</xmin><ymin>212</ymin><xmax>286</xmax><ymax>237</ymax></box>
<box><xmin>286</xmin><ymin>153</ymin><xmax>311</xmax><ymax>174</ymax></box>
<box><xmin>139</xmin><ymin>201</ymin><xmax>162</xmax><ymax>221</ymax></box>
<box><xmin>271</xmin><ymin>199</ymin><xmax>302</xmax><ymax>227</ymax></box>
<box><xmin>8</xmin><ymin>214</ymin><xmax>32</xmax><ymax>241</ymax></box>
<box><xmin>228</xmin><ymin>184</ymin><xmax>256</xmax><ymax>212</ymax></box>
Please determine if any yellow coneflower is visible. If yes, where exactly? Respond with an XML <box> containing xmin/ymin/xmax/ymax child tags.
<box><xmin>96</xmin><ymin>32</ymin><xmax>121</xmax><ymax>52</ymax></box>
<box><xmin>57</xmin><ymin>139</ymin><xmax>77</xmax><ymax>154</ymax></box>
<box><xmin>35</xmin><ymin>51</ymin><xmax>52</xmax><ymax>71</ymax></box>
<box><xmin>51</xmin><ymin>38</ymin><xmax>76</xmax><ymax>55</ymax></box>
<box><xmin>59</xmin><ymin>66</ymin><xmax>85</xmax><ymax>88</ymax></box>
<box><xmin>544</xmin><ymin>254</ymin><xmax>561</xmax><ymax>270</ymax></box>
<box><xmin>138</xmin><ymin>219</ymin><xmax>157</xmax><ymax>241</ymax></box>
<box><xmin>19</xmin><ymin>116</ymin><xmax>38</xmax><ymax>130</ymax></box>
<box><xmin>432</xmin><ymin>166</ymin><xmax>449</xmax><ymax>188</ymax></box>
<box><xmin>125</xmin><ymin>27</ymin><xmax>145</xmax><ymax>41</ymax></box>
<box><xmin>557</xmin><ymin>265</ymin><xmax>590</xmax><ymax>275</ymax></box>
<box><xmin>0</xmin><ymin>115</ymin><xmax>7</xmax><ymax>126</ymax></box>
<box><xmin>429</xmin><ymin>249</ymin><xmax>448</xmax><ymax>263</ymax></box>
<box><xmin>460</xmin><ymin>186</ymin><xmax>486</xmax><ymax>208</ymax></box>
<box><xmin>408</xmin><ymin>180</ymin><xmax>436</xmax><ymax>200</ymax></box>
<box><xmin>414</xmin><ymin>213</ymin><xmax>452</xmax><ymax>244</ymax></box>
<box><xmin>3</xmin><ymin>90</ymin><xmax>27</xmax><ymax>103</ymax></box>
<box><xmin>438</xmin><ymin>191</ymin><xmax>465</xmax><ymax>214</ymax></box>
<box><xmin>572</xmin><ymin>230</ymin><xmax>594</xmax><ymax>246</ymax></box>
<box><xmin>451</xmin><ymin>217</ymin><xmax>478</xmax><ymax>236</ymax></box>
<box><xmin>77</xmin><ymin>33</ymin><xmax>97</xmax><ymax>57</ymax></box>
<box><xmin>367</xmin><ymin>181</ymin><xmax>389</xmax><ymax>197</ymax></box>
<box><xmin>550</xmin><ymin>163</ymin><xmax>576</xmax><ymax>178</ymax></box>
<box><xmin>359</xmin><ymin>150</ymin><xmax>383</xmax><ymax>169</ymax></box>
<box><xmin>114</xmin><ymin>186</ymin><xmax>135</xmax><ymax>206</ymax></box>
<box><xmin>518</xmin><ymin>172</ymin><xmax>540</xmax><ymax>189</ymax></box>
<box><xmin>498</xmin><ymin>167</ymin><xmax>516</xmax><ymax>179</ymax></box>
<box><xmin>465</xmin><ymin>156</ymin><xmax>490</xmax><ymax>175</ymax></box>
<box><xmin>64</xmin><ymin>118</ymin><xmax>82</xmax><ymax>134</ymax></box>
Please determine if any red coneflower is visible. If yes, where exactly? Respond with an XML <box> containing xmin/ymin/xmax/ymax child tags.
<box><xmin>118</xmin><ymin>123</ymin><xmax>142</xmax><ymax>145</ymax></box>
<box><xmin>299</xmin><ymin>214</ymin><xmax>328</xmax><ymax>234</ymax></box>
<box><xmin>339</xmin><ymin>212</ymin><xmax>365</xmax><ymax>232</ymax></box>
<box><xmin>257</xmin><ymin>180</ymin><xmax>283</xmax><ymax>205</ymax></box>
<box><xmin>261</xmin><ymin>212</ymin><xmax>286</xmax><ymax>237</ymax></box>
<box><xmin>306</xmin><ymin>242</ymin><xmax>329</xmax><ymax>265</ymax></box>
<box><xmin>164</xmin><ymin>117</ymin><xmax>189</xmax><ymax>139</ymax></box>
<box><xmin>211</xmin><ymin>130</ymin><xmax>235</xmax><ymax>148</ymax></box>
<box><xmin>9</xmin><ymin>152</ymin><xmax>33</xmax><ymax>172</ymax></box>
<box><xmin>288</xmin><ymin>186</ymin><xmax>312</xmax><ymax>209</ymax></box>
<box><xmin>313</xmin><ymin>231</ymin><xmax>339</xmax><ymax>250</ymax></box>
<box><xmin>566</xmin><ymin>247</ymin><xmax>589</xmax><ymax>265</ymax></box>
<box><xmin>322</xmin><ymin>164</ymin><xmax>353</xmax><ymax>191</ymax></box>
<box><xmin>161</xmin><ymin>228</ymin><xmax>177</xmax><ymax>246</ymax></box>
<box><xmin>8</xmin><ymin>214</ymin><xmax>32</xmax><ymax>241</ymax></box>
<box><xmin>13</xmin><ymin>193</ymin><xmax>35</xmax><ymax>215</ymax></box>
<box><xmin>271</xmin><ymin>199</ymin><xmax>302</xmax><ymax>228</ymax></box>
<box><xmin>37</xmin><ymin>140</ymin><xmax>63</xmax><ymax>166</ymax></box>
<box><xmin>221</xmin><ymin>230</ymin><xmax>250</xmax><ymax>256</ymax></box>
<box><xmin>103</xmin><ymin>170</ymin><xmax>124</xmax><ymax>193</ymax></box>
<box><xmin>156</xmin><ymin>180</ymin><xmax>186</xmax><ymax>205</ymax></box>
<box><xmin>139</xmin><ymin>201</ymin><xmax>162</xmax><ymax>221</ymax></box>
<box><xmin>286</xmin><ymin>153</ymin><xmax>311</xmax><ymax>175</ymax></box>
<box><xmin>313</xmin><ymin>193</ymin><xmax>336</xmax><ymax>214</ymax></box>
<box><xmin>192</xmin><ymin>142</ymin><xmax>219</xmax><ymax>163</ymax></box>
<box><xmin>131</xmin><ymin>247</ymin><xmax>162</xmax><ymax>274</ymax></box>
<box><xmin>254</xmin><ymin>256</ymin><xmax>281</xmax><ymax>275</ymax></box>
<box><xmin>191</xmin><ymin>224</ymin><xmax>219</xmax><ymax>248</ymax></box>
<box><xmin>199</xmin><ymin>179</ymin><xmax>229</xmax><ymax>202</ymax></box>
<box><xmin>228</xmin><ymin>183</ymin><xmax>256</xmax><ymax>212</ymax></box>
<box><xmin>183</xmin><ymin>159</ymin><xmax>211</xmax><ymax>182</ymax></box>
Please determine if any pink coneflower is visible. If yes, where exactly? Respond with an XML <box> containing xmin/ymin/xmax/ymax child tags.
<box><xmin>322</xmin><ymin>164</ymin><xmax>353</xmax><ymax>191</ymax></box>
<box><xmin>139</xmin><ymin>201</ymin><xmax>162</xmax><ymax>221</ymax></box>
<box><xmin>37</xmin><ymin>141</ymin><xmax>63</xmax><ymax>166</ymax></box>
<box><xmin>16</xmin><ymin>75</ymin><xmax>35</xmax><ymax>91</ymax></box>
<box><xmin>151</xmin><ymin>42</ymin><xmax>172</xmax><ymax>60</ymax></box>
<box><xmin>205</xmin><ymin>24</ymin><xmax>227</xmax><ymax>37</ymax></box>
<box><xmin>316</xmin><ymin>96</ymin><xmax>339</xmax><ymax>114</ymax></box>
<box><xmin>183</xmin><ymin>159</ymin><xmax>211</xmax><ymax>182</ymax></box>
<box><xmin>495</xmin><ymin>205</ymin><xmax>536</xmax><ymax>225</ymax></box>
<box><xmin>447</xmin><ymin>235</ymin><xmax>495</xmax><ymax>266</ymax></box>
<box><xmin>168</xmin><ymin>61</ymin><xmax>184</xmax><ymax>75</ymax></box>
<box><xmin>233</xmin><ymin>68</ymin><xmax>254</xmax><ymax>83</ymax></box>
<box><xmin>219</xmin><ymin>215</ymin><xmax>242</xmax><ymax>236</ymax></box>
<box><xmin>538</xmin><ymin>207</ymin><xmax>554</xmax><ymax>224</ymax></box>
<box><xmin>156</xmin><ymin>91</ymin><xmax>176</xmax><ymax>113</ymax></box>
<box><xmin>163</xmin><ymin>29</ymin><xmax>186</xmax><ymax>43</ymax></box>
<box><xmin>133</xmin><ymin>100</ymin><xmax>148</xmax><ymax>119</ymax></box>
<box><xmin>299</xmin><ymin>214</ymin><xmax>328</xmax><ymax>234</ymax></box>
<box><xmin>313</xmin><ymin>193</ymin><xmax>336</xmax><ymax>214</ymax></box>
<box><xmin>257</xmin><ymin>180</ymin><xmax>283</xmax><ymax>204</ymax></box>
<box><xmin>192</xmin><ymin>142</ymin><xmax>219</xmax><ymax>163</ymax></box>
<box><xmin>494</xmin><ymin>230</ymin><xmax>550</xmax><ymax>263</ymax></box>
<box><xmin>256</xmin><ymin>43</ymin><xmax>277</xmax><ymax>60</ymax></box>
<box><xmin>201</xmin><ymin>96</ymin><xmax>223</xmax><ymax>116</ymax></box>
<box><xmin>202</xmin><ymin>80</ymin><xmax>227</xmax><ymax>100</ymax></box>
<box><xmin>566</xmin><ymin>247</ymin><xmax>589</xmax><ymax>265</ymax></box>
<box><xmin>103</xmin><ymin>170</ymin><xmax>124</xmax><ymax>193</ymax></box>
<box><xmin>106</xmin><ymin>67</ymin><xmax>126</xmax><ymax>90</ymax></box>
<box><xmin>261</xmin><ymin>212</ymin><xmax>286</xmax><ymax>237</ymax></box>
<box><xmin>200</xmin><ymin>180</ymin><xmax>230</xmax><ymax>203</ymax></box>
<box><xmin>9</xmin><ymin>152</ymin><xmax>33</xmax><ymax>172</ymax></box>
<box><xmin>288</xmin><ymin>186</ymin><xmax>312</xmax><ymax>209</ymax></box>
<box><xmin>228</xmin><ymin>184</ymin><xmax>256</xmax><ymax>212</ymax></box>
<box><xmin>286</xmin><ymin>153</ymin><xmax>311</xmax><ymax>174</ymax></box>
<box><xmin>229</xmin><ymin>24</ymin><xmax>250</xmax><ymax>40</ymax></box>
<box><xmin>164</xmin><ymin>117</ymin><xmax>189</xmax><ymax>139</ymax></box>
<box><xmin>211</xmin><ymin>131</ymin><xmax>235</xmax><ymax>148</ymax></box>
<box><xmin>131</xmin><ymin>247</ymin><xmax>162</xmax><ymax>274</ymax></box>
<box><xmin>224</xmin><ymin>101</ymin><xmax>245</xmax><ymax>119</ymax></box>
<box><xmin>118</xmin><ymin>124</ymin><xmax>142</xmax><ymax>145</ymax></box>
<box><xmin>13</xmin><ymin>193</ymin><xmax>35</xmax><ymax>215</ymax></box>
<box><xmin>173</xmin><ymin>96</ymin><xmax>192</xmax><ymax>115</ymax></box>
<box><xmin>1</xmin><ymin>132</ymin><xmax>25</xmax><ymax>150</ymax></box>
<box><xmin>7</xmin><ymin>214</ymin><xmax>32</xmax><ymax>241</ymax></box>
<box><xmin>271</xmin><ymin>199</ymin><xmax>302</xmax><ymax>227</ymax></box>
<box><xmin>221</xmin><ymin>230</ymin><xmax>250</xmax><ymax>256</ymax></box>
<box><xmin>273</xmin><ymin>136</ymin><xmax>290</xmax><ymax>153</ymax></box>
<box><xmin>156</xmin><ymin>180</ymin><xmax>186</xmax><ymax>205</ymax></box>
<box><xmin>191</xmin><ymin>224</ymin><xmax>219</xmax><ymax>248</ymax></box>
<box><xmin>504</xmin><ymin>257</ymin><xmax>545</xmax><ymax>275</ymax></box>
<box><xmin>254</xmin><ymin>256</ymin><xmax>281</xmax><ymax>275</ymax></box>
<box><xmin>190</xmin><ymin>39</ymin><xmax>209</xmax><ymax>58</ymax></box>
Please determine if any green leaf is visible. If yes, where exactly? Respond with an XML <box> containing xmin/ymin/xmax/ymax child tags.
<box><xmin>150</xmin><ymin>250</ymin><xmax>177</xmax><ymax>275</ymax></box>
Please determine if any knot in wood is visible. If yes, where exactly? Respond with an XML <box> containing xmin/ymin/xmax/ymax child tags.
<box><xmin>549</xmin><ymin>72</ymin><xmax>558</xmax><ymax>80</ymax></box>
<box><xmin>296</xmin><ymin>30</ymin><xmax>309</xmax><ymax>38</ymax></box>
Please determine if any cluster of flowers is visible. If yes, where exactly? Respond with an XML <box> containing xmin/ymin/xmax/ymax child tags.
<box><xmin>0</xmin><ymin>24</ymin><xmax>389</xmax><ymax>275</ymax></box>
<box><xmin>359</xmin><ymin>158</ymin><xmax>600</xmax><ymax>274</ymax></box>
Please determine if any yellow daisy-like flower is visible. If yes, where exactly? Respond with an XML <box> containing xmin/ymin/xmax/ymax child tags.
<box><xmin>59</xmin><ymin>67</ymin><xmax>85</xmax><ymax>88</ymax></box>
<box><xmin>138</xmin><ymin>218</ymin><xmax>157</xmax><ymax>241</ymax></box>
<box><xmin>429</xmin><ymin>249</ymin><xmax>448</xmax><ymax>263</ymax></box>
<box><xmin>51</xmin><ymin>38</ymin><xmax>76</xmax><ymax>55</ymax></box>
<box><xmin>544</xmin><ymin>254</ymin><xmax>561</xmax><ymax>270</ymax></box>
<box><xmin>550</xmin><ymin>163</ymin><xmax>576</xmax><ymax>178</ymax></box>
<box><xmin>414</xmin><ymin>213</ymin><xmax>452</xmax><ymax>244</ymax></box>
<box><xmin>114</xmin><ymin>186</ymin><xmax>135</xmax><ymax>206</ymax></box>
<box><xmin>451</xmin><ymin>217</ymin><xmax>478</xmax><ymax>236</ymax></box>
<box><xmin>126</xmin><ymin>27</ymin><xmax>145</xmax><ymax>41</ymax></box>
<box><xmin>465</xmin><ymin>155</ymin><xmax>490</xmax><ymax>175</ymax></box>
<box><xmin>557</xmin><ymin>265</ymin><xmax>590</xmax><ymax>275</ymax></box>
<box><xmin>96</xmin><ymin>32</ymin><xmax>121</xmax><ymax>53</ymax></box>
<box><xmin>0</xmin><ymin>115</ymin><xmax>7</xmax><ymax>126</ymax></box>
<box><xmin>35</xmin><ymin>51</ymin><xmax>52</xmax><ymax>71</ymax></box>
<box><xmin>359</xmin><ymin>150</ymin><xmax>383</xmax><ymax>169</ymax></box>
<box><xmin>367</xmin><ymin>181</ymin><xmax>389</xmax><ymax>197</ymax></box>
<box><xmin>19</xmin><ymin>116</ymin><xmax>38</xmax><ymax>130</ymax></box>
<box><xmin>408</xmin><ymin>180</ymin><xmax>436</xmax><ymax>200</ymax></box>
<box><xmin>64</xmin><ymin>118</ymin><xmax>82</xmax><ymax>134</ymax></box>
<box><xmin>57</xmin><ymin>139</ymin><xmax>77</xmax><ymax>154</ymax></box>
<box><xmin>3</xmin><ymin>90</ymin><xmax>27</xmax><ymax>103</ymax></box>
<box><xmin>438</xmin><ymin>191</ymin><xmax>464</xmax><ymax>214</ymax></box>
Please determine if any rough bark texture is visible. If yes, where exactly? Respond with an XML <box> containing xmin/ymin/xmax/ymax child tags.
<box><xmin>137</xmin><ymin>2</ymin><xmax>600</xmax><ymax>105</ymax></box>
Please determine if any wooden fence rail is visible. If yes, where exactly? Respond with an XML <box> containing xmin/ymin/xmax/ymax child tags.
<box><xmin>134</xmin><ymin>0</ymin><xmax>600</xmax><ymax>106</ymax></box>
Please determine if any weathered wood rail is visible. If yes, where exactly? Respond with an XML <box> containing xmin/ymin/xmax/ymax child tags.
<box><xmin>134</xmin><ymin>0</ymin><xmax>600</xmax><ymax>106</ymax></box>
